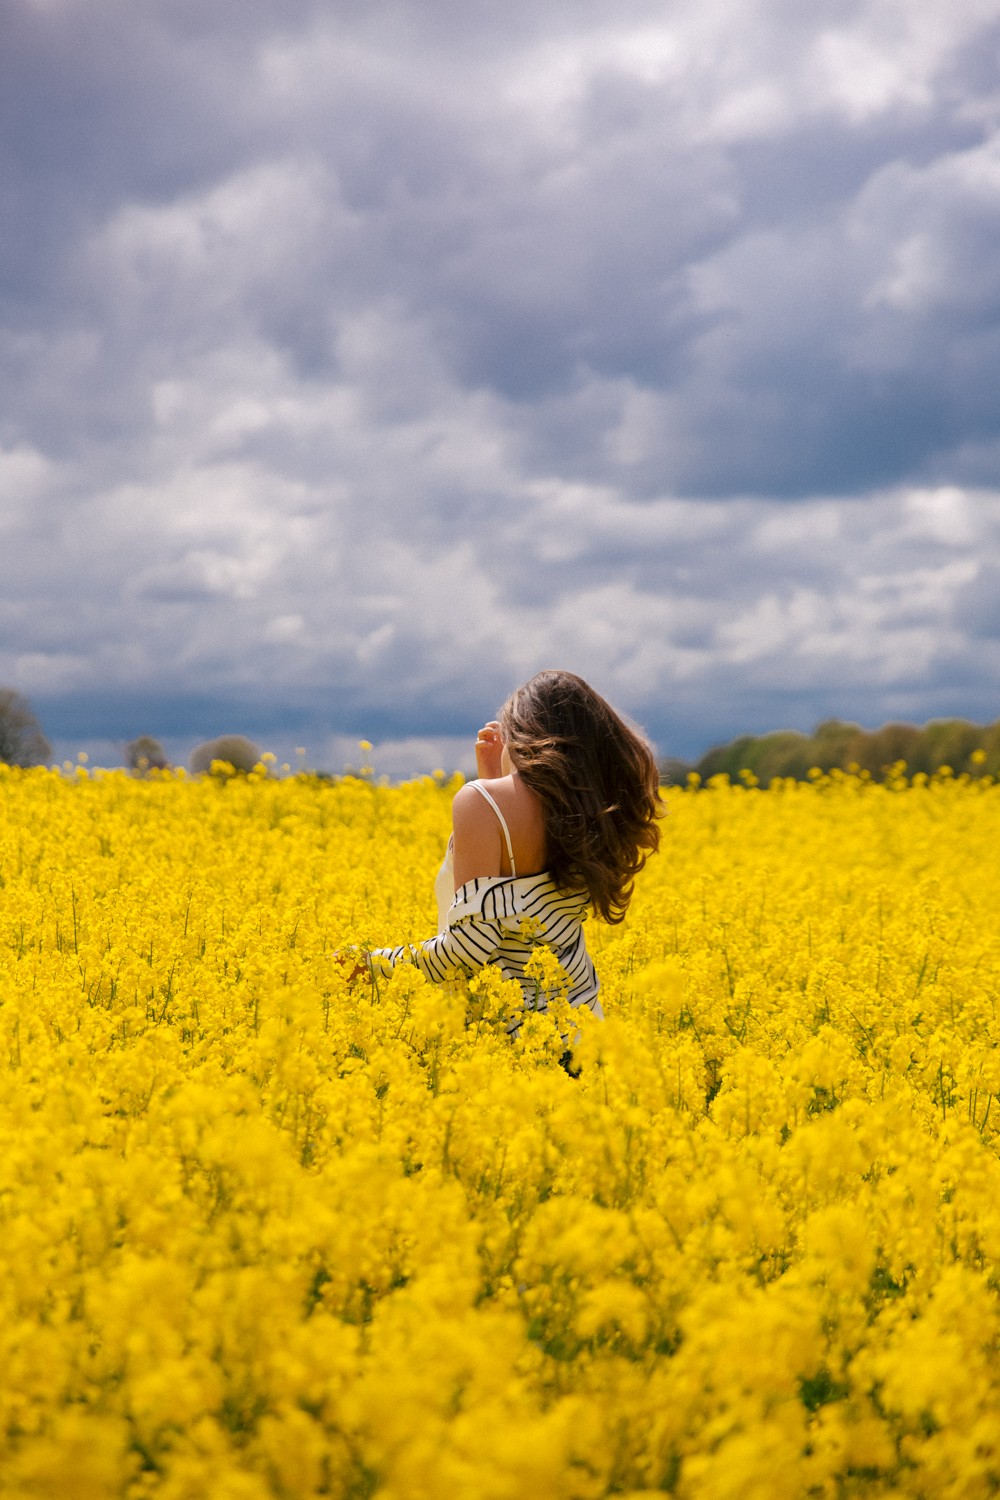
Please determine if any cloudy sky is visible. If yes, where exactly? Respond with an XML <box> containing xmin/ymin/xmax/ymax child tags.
<box><xmin>3</xmin><ymin>0</ymin><xmax>1000</xmax><ymax>772</ymax></box>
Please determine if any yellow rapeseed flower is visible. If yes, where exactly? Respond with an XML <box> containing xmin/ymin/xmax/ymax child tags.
<box><xmin>0</xmin><ymin>765</ymin><xmax>997</xmax><ymax>1495</ymax></box>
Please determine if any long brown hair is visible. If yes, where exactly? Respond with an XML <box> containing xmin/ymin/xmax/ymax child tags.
<box><xmin>499</xmin><ymin>670</ymin><xmax>662</xmax><ymax>923</ymax></box>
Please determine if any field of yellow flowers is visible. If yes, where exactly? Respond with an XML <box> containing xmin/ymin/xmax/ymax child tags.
<box><xmin>1</xmin><ymin>761</ymin><xmax>999</xmax><ymax>1499</ymax></box>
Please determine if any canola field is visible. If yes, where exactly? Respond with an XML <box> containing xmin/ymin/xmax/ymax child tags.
<box><xmin>1</xmin><ymin>763</ymin><xmax>1000</xmax><ymax>1499</ymax></box>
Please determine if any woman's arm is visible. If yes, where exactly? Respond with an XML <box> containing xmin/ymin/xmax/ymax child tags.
<box><xmin>366</xmin><ymin>906</ymin><xmax>503</xmax><ymax>983</ymax></box>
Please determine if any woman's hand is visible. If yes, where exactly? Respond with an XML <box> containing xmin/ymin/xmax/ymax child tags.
<box><xmin>334</xmin><ymin>951</ymin><xmax>369</xmax><ymax>985</ymax></box>
<box><xmin>475</xmin><ymin>720</ymin><xmax>505</xmax><ymax>780</ymax></box>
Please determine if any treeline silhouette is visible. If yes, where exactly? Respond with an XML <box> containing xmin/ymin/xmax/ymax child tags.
<box><xmin>665</xmin><ymin>717</ymin><xmax>1000</xmax><ymax>786</ymax></box>
<box><xmin>3</xmin><ymin>684</ymin><xmax>999</xmax><ymax>787</ymax></box>
<box><xmin>0</xmin><ymin>688</ymin><xmax>265</xmax><ymax>775</ymax></box>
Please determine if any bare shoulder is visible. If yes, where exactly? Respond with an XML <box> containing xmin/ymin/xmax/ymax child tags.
<box><xmin>452</xmin><ymin>778</ymin><xmax>509</xmax><ymax>821</ymax></box>
<box><xmin>451</xmin><ymin>779</ymin><xmax>508</xmax><ymax>885</ymax></box>
<box><xmin>452</xmin><ymin>776</ymin><xmax>521</xmax><ymax>846</ymax></box>
<box><xmin>476</xmin><ymin>774</ymin><xmax>547</xmax><ymax>871</ymax></box>
<box><xmin>455</xmin><ymin>775</ymin><xmax>533</xmax><ymax>827</ymax></box>
<box><xmin>480</xmin><ymin>773</ymin><xmax>543</xmax><ymax>826</ymax></box>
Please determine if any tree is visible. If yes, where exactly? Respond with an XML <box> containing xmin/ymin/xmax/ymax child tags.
<box><xmin>0</xmin><ymin>689</ymin><xmax>51</xmax><ymax>767</ymax></box>
<box><xmin>189</xmin><ymin>735</ymin><xmax>261</xmax><ymax>776</ymax></box>
<box><xmin>125</xmin><ymin>736</ymin><xmax>170</xmax><ymax>773</ymax></box>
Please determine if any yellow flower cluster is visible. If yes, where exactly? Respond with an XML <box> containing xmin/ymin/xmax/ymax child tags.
<box><xmin>1</xmin><ymin>762</ymin><xmax>999</xmax><ymax>1498</ymax></box>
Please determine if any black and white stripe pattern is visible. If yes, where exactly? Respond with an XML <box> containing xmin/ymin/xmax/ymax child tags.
<box><xmin>367</xmin><ymin>873</ymin><xmax>602</xmax><ymax>1032</ymax></box>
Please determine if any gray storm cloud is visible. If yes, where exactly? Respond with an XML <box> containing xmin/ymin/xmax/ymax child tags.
<box><xmin>1</xmin><ymin>0</ymin><xmax>999</xmax><ymax>765</ymax></box>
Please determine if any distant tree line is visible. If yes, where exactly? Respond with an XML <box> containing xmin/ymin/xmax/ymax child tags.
<box><xmin>2</xmin><ymin>685</ymin><xmax>999</xmax><ymax>787</ymax></box>
<box><xmin>123</xmin><ymin>733</ymin><xmax>263</xmax><ymax>775</ymax></box>
<box><xmin>0</xmin><ymin>688</ymin><xmax>263</xmax><ymax>776</ymax></box>
<box><xmin>663</xmin><ymin>717</ymin><xmax>1000</xmax><ymax>786</ymax></box>
<box><xmin>0</xmin><ymin>689</ymin><xmax>51</xmax><ymax>767</ymax></box>
<box><xmin>127</xmin><ymin>734</ymin><xmax>263</xmax><ymax>775</ymax></box>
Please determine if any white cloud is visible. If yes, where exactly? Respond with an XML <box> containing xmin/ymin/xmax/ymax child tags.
<box><xmin>809</xmin><ymin>0</ymin><xmax>1000</xmax><ymax>121</ymax></box>
<box><xmin>4</xmin><ymin>0</ymin><xmax>1000</xmax><ymax>766</ymax></box>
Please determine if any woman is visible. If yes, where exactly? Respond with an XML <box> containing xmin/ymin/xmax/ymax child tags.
<box><xmin>358</xmin><ymin>670</ymin><xmax>662</xmax><ymax>1033</ymax></box>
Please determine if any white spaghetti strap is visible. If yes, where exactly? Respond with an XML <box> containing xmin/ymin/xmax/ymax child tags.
<box><xmin>469</xmin><ymin>782</ymin><xmax>517</xmax><ymax>876</ymax></box>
